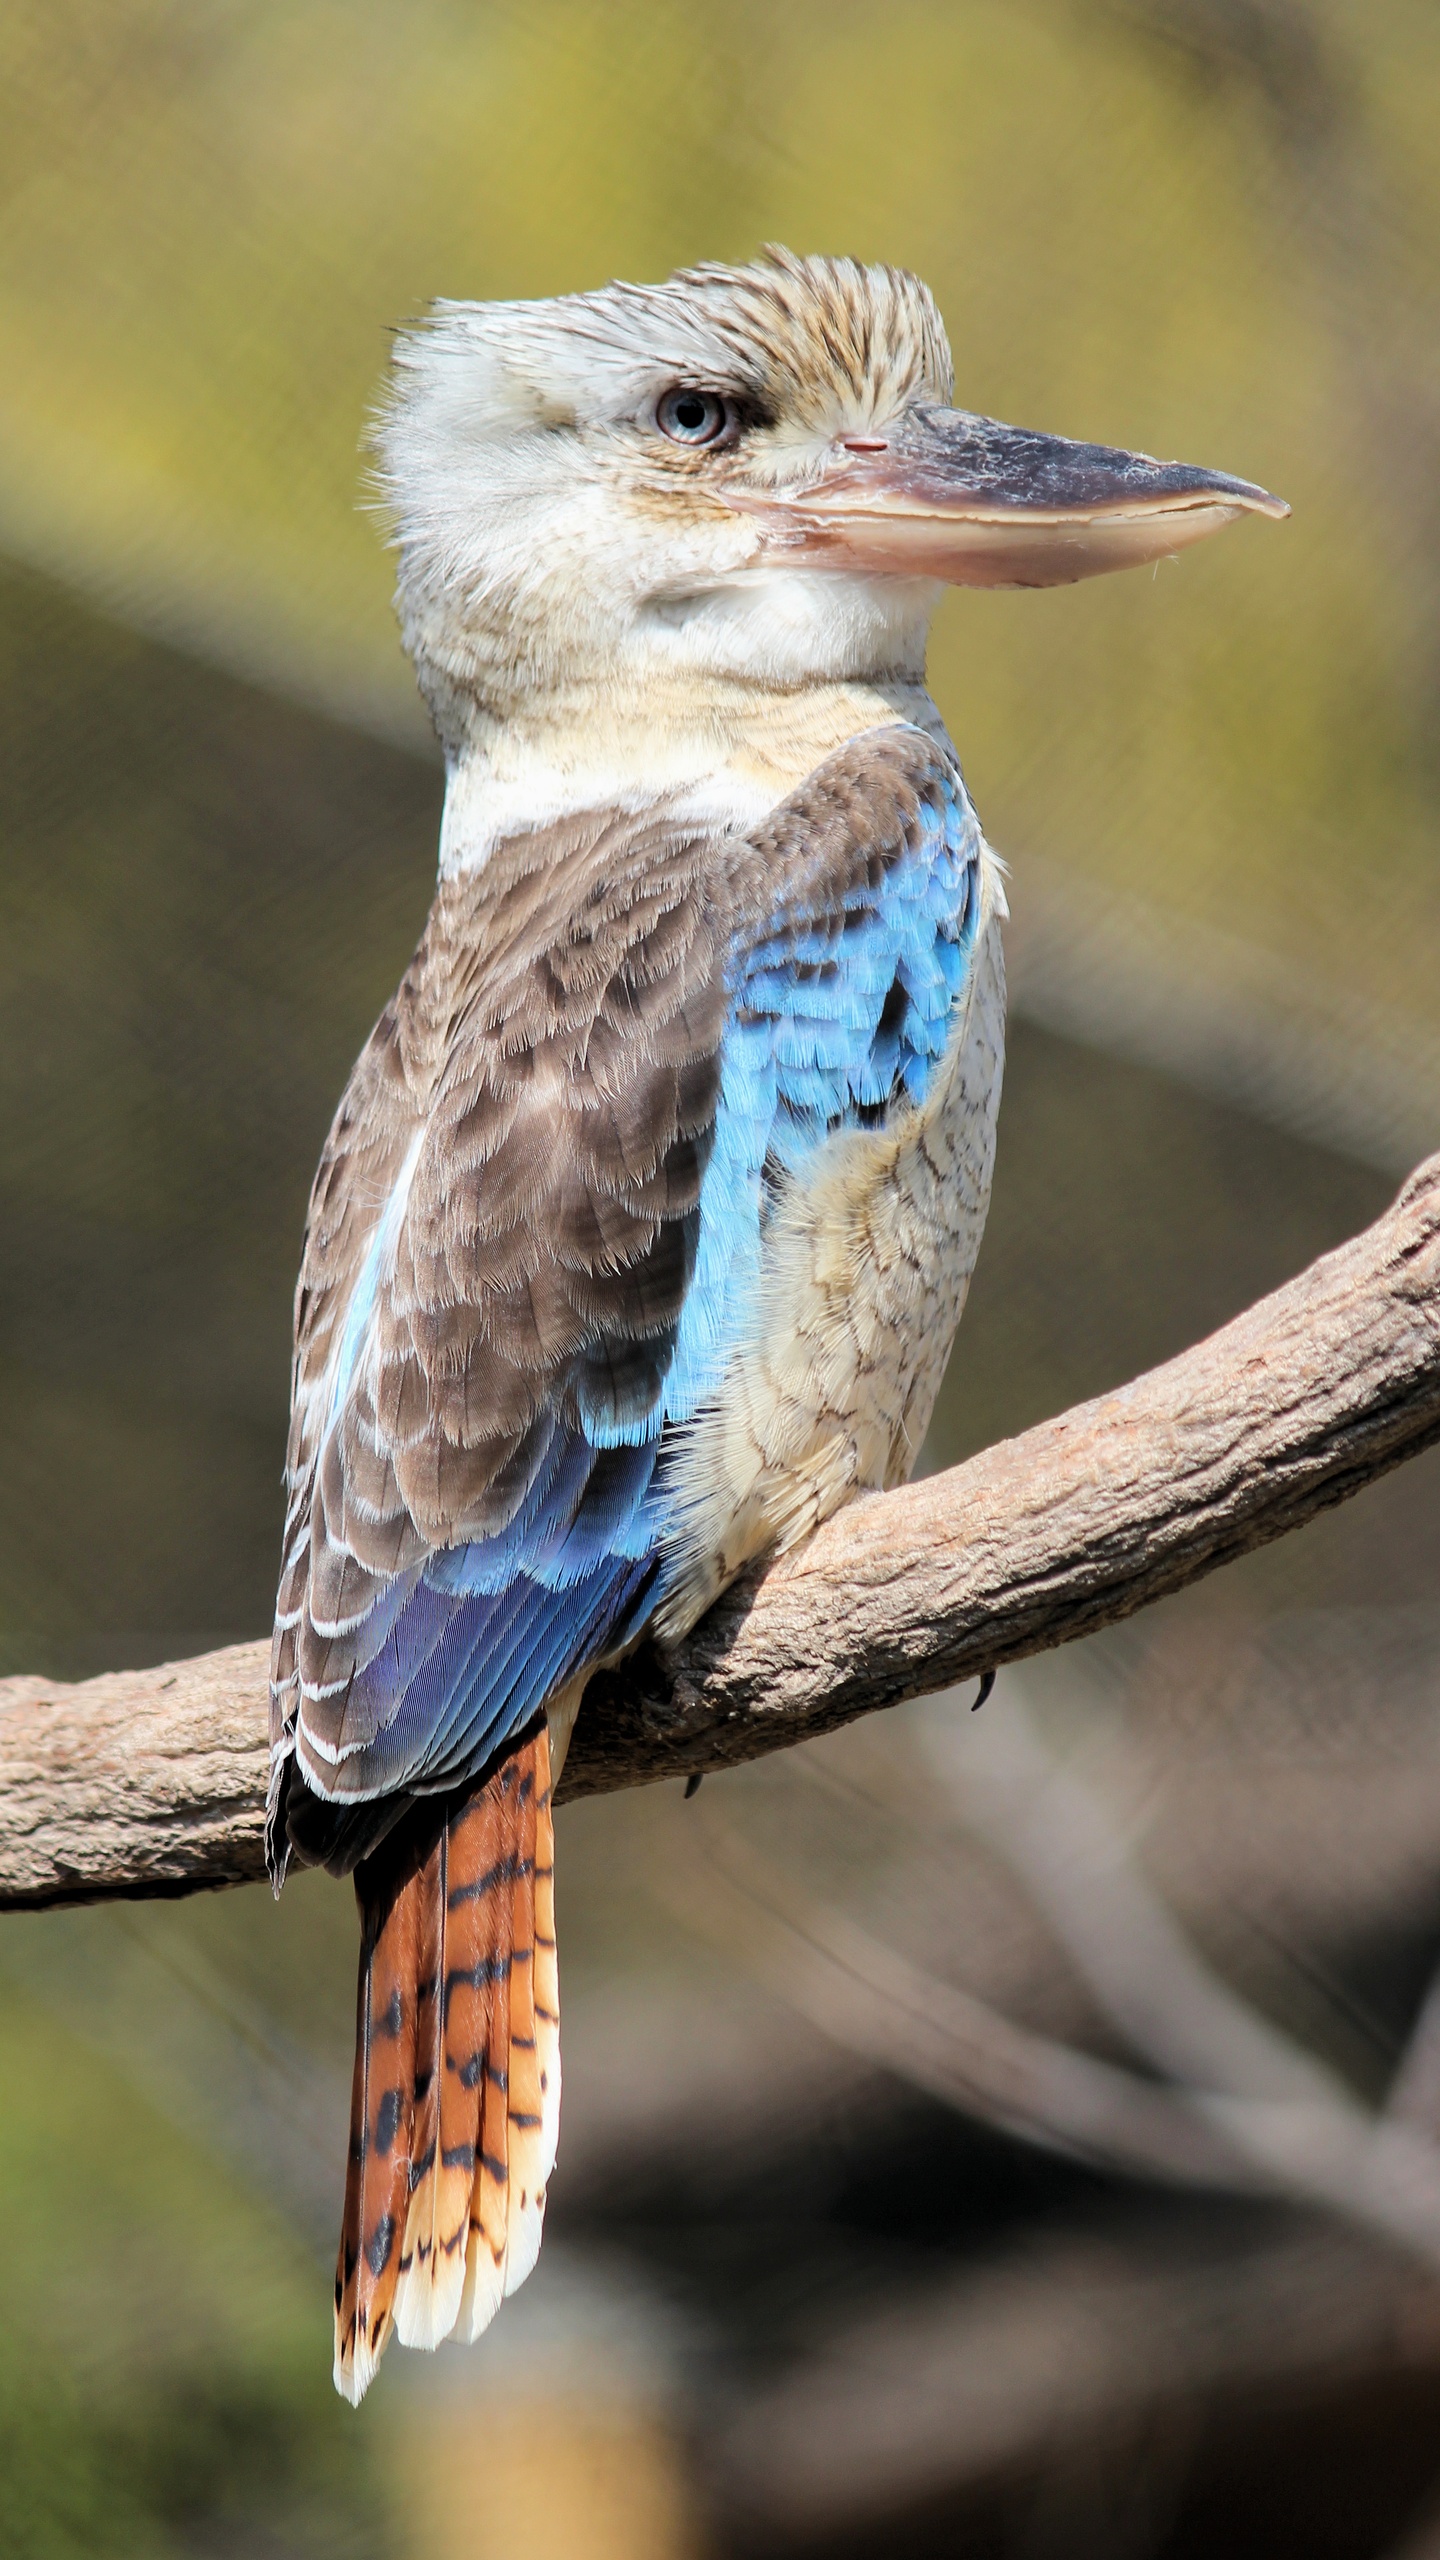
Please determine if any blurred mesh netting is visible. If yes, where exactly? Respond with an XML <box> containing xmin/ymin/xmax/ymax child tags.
<box><xmin>4</xmin><ymin>6</ymin><xmax>1440</xmax><ymax>2556</ymax></box>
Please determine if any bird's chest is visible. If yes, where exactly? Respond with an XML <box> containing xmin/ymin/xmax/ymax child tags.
<box><xmin>654</xmin><ymin>856</ymin><xmax>1007</xmax><ymax>1637</ymax></box>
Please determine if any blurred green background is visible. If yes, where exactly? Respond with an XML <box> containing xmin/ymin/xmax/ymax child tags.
<box><xmin>2</xmin><ymin>4</ymin><xmax>1439</xmax><ymax>2554</ymax></box>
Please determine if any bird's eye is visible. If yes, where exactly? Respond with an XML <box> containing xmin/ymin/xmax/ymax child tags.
<box><xmin>656</xmin><ymin>386</ymin><xmax>733</xmax><ymax>448</ymax></box>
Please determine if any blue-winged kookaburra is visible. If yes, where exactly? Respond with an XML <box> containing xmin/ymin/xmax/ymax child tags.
<box><xmin>265</xmin><ymin>250</ymin><xmax>1284</xmax><ymax>2400</ymax></box>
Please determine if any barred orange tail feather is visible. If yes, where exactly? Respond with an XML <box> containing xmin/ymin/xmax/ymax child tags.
<box><xmin>333</xmin><ymin>1723</ymin><xmax>559</xmax><ymax>2404</ymax></box>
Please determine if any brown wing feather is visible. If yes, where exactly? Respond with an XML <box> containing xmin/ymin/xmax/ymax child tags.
<box><xmin>273</xmin><ymin>805</ymin><xmax>730</xmax><ymax>1808</ymax></box>
<box><xmin>362</xmin><ymin>819</ymin><xmax>729</xmax><ymax>1553</ymax></box>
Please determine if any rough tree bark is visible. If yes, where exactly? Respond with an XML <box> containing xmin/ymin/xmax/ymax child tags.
<box><xmin>3</xmin><ymin>1152</ymin><xmax>1439</xmax><ymax>1913</ymax></box>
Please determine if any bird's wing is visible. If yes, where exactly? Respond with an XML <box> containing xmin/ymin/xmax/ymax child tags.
<box><xmin>269</xmin><ymin>723</ymin><xmax>982</xmax><ymax>1872</ymax></box>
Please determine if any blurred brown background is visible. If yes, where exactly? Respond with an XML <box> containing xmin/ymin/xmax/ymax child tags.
<box><xmin>2</xmin><ymin>3</ymin><xmax>1440</xmax><ymax>2554</ymax></box>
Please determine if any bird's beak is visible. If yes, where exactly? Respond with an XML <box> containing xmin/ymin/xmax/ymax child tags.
<box><xmin>729</xmin><ymin>404</ymin><xmax>1288</xmax><ymax>587</ymax></box>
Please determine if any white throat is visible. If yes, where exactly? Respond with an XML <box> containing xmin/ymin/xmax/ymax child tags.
<box><xmin>436</xmin><ymin>677</ymin><xmax>948</xmax><ymax>875</ymax></box>
<box><xmin>432</xmin><ymin>575</ymin><xmax>950</xmax><ymax>877</ymax></box>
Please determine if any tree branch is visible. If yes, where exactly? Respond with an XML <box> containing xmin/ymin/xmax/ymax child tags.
<box><xmin>4</xmin><ymin>1152</ymin><xmax>1439</xmax><ymax>1912</ymax></box>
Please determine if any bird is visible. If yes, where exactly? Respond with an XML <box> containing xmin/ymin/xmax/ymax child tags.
<box><xmin>264</xmin><ymin>248</ymin><xmax>1285</xmax><ymax>2402</ymax></box>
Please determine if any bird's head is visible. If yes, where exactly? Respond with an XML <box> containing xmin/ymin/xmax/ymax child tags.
<box><xmin>378</xmin><ymin>248</ymin><xmax>1286</xmax><ymax>749</ymax></box>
